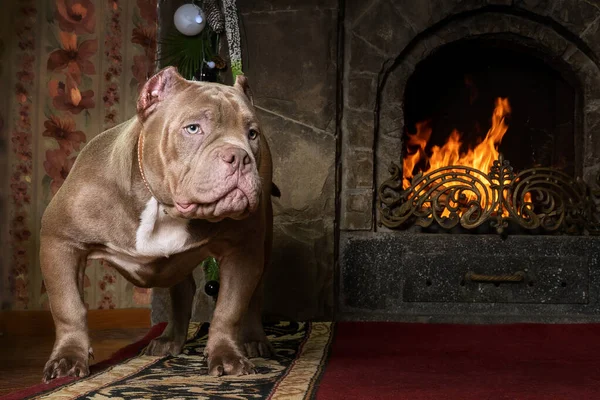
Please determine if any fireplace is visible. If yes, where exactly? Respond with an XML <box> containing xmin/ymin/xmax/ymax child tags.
<box><xmin>338</xmin><ymin>2</ymin><xmax>600</xmax><ymax>322</ymax></box>
<box><xmin>378</xmin><ymin>37</ymin><xmax>600</xmax><ymax>236</ymax></box>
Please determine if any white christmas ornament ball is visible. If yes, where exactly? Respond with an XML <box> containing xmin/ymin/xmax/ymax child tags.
<box><xmin>174</xmin><ymin>4</ymin><xmax>206</xmax><ymax>36</ymax></box>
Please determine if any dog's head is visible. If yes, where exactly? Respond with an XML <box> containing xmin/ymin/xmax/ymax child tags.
<box><xmin>136</xmin><ymin>67</ymin><xmax>262</xmax><ymax>221</ymax></box>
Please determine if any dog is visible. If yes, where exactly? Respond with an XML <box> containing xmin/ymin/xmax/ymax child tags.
<box><xmin>40</xmin><ymin>66</ymin><xmax>275</xmax><ymax>381</ymax></box>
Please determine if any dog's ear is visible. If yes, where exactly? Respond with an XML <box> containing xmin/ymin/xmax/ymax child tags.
<box><xmin>137</xmin><ymin>66</ymin><xmax>185</xmax><ymax>121</ymax></box>
<box><xmin>234</xmin><ymin>74</ymin><xmax>254</xmax><ymax>105</ymax></box>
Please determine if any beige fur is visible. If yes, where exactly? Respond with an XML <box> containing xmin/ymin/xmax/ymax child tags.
<box><xmin>40</xmin><ymin>67</ymin><xmax>275</xmax><ymax>382</ymax></box>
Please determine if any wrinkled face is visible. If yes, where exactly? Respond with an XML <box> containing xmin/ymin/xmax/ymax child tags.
<box><xmin>137</xmin><ymin>68</ymin><xmax>262</xmax><ymax>221</ymax></box>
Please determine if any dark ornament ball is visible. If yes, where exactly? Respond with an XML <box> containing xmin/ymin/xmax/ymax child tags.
<box><xmin>193</xmin><ymin>65</ymin><xmax>218</xmax><ymax>82</ymax></box>
<box><xmin>205</xmin><ymin>280</ymin><xmax>220</xmax><ymax>296</ymax></box>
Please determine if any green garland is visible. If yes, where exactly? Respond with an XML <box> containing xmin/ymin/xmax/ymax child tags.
<box><xmin>158</xmin><ymin>28</ymin><xmax>218</xmax><ymax>80</ymax></box>
<box><xmin>202</xmin><ymin>256</ymin><xmax>219</xmax><ymax>283</ymax></box>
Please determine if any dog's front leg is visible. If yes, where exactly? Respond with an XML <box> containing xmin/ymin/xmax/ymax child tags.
<box><xmin>242</xmin><ymin>202</ymin><xmax>274</xmax><ymax>359</ymax></box>
<box><xmin>242</xmin><ymin>280</ymin><xmax>274</xmax><ymax>358</ymax></box>
<box><xmin>41</xmin><ymin>237</ymin><xmax>90</xmax><ymax>382</ymax></box>
<box><xmin>146</xmin><ymin>273</ymin><xmax>196</xmax><ymax>356</ymax></box>
<box><xmin>205</xmin><ymin>247</ymin><xmax>263</xmax><ymax>376</ymax></box>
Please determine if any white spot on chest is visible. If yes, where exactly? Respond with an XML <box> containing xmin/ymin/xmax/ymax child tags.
<box><xmin>135</xmin><ymin>197</ymin><xmax>191</xmax><ymax>257</ymax></box>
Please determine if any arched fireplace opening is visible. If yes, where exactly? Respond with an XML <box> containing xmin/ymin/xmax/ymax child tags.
<box><xmin>403</xmin><ymin>37</ymin><xmax>580</xmax><ymax>181</ymax></box>
<box><xmin>376</xmin><ymin>35</ymin><xmax>596</xmax><ymax>235</ymax></box>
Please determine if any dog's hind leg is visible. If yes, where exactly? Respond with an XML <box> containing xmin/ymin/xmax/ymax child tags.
<box><xmin>145</xmin><ymin>273</ymin><xmax>196</xmax><ymax>356</ymax></box>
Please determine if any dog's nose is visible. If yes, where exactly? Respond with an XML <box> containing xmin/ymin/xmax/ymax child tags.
<box><xmin>220</xmin><ymin>147</ymin><xmax>251</xmax><ymax>168</ymax></box>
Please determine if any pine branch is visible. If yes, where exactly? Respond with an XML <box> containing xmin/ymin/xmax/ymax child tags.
<box><xmin>158</xmin><ymin>29</ymin><xmax>218</xmax><ymax>80</ymax></box>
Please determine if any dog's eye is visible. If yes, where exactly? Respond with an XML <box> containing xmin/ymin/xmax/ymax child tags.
<box><xmin>185</xmin><ymin>124</ymin><xmax>201</xmax><ymax>135</ymax></box>
<box><xmin>248</xmin><ymin>129</ymin><xmax>258</xmax><ymax>140</ymax></box>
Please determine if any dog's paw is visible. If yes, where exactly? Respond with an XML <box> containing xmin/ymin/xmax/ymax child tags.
<box><xmin>243</xmin><ymin>339</ymin><xmax>274</xmax><ymax>359</ymax></box>
<box><xmin>208</xmin><ymin>350</ymin><xmax>256</xmax><ymax>376</ymax></box>
<box><xmin>42</xmin><ymin>352</ymin><xmax>90</xmax><ymax>383</ymax></box>
<box><xmin>145</xmin><ymin>336</ymin><xmax>185</xmax><ymax>356</ymax></box>
<box><xmin>241</xmin><ymin>323</ymin><xmax>274</xmax><ymax>359</ymax></box>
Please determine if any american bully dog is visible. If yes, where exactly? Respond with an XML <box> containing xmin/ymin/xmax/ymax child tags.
<box><xmin>40</xmin><ymin>66</ymin><xmax>275</xmax><ymax>382</ymax></box>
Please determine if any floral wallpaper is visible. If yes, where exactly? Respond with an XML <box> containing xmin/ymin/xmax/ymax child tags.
<box><xmin>4</xmin><ymin>0</ymin><xmax>158</xmax><ymax>310</ymax></box>
<box><xmin>9</xmin><ymin>0</ymin><xmax>36</xmax><ymax>310</ymax></box>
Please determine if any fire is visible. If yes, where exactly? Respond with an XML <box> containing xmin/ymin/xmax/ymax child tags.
<box><xmin>403</xmin><ymin>97</ymin><xmax>528</xmax><ymax>217</ymax></box>
<box><xmin>403</xmin><ymin>97</ymin><xmax>511</xmax><ymax>188</ymax></box>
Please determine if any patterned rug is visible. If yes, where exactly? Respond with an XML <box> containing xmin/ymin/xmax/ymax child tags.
<box><xmin>4</xmin><ymin>322</ymin><xmax>334</xmax><ymax>400</ymax></box>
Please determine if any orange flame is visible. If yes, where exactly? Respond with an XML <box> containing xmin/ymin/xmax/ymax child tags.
<box><xmin>403</xmin><ymin>97</ymin><xmax>527</xmax><ymax>217</ymax></box>
<box><xmin>403</xmin><ymin>97</ymin><xmax>511</xmax><ymax>187</ymax></box>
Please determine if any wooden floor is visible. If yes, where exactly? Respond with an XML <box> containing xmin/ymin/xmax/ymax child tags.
<box><xmin>0</xmin><ymin>309</ymin><xmax>152</xmax><ymax>396</ymax></box>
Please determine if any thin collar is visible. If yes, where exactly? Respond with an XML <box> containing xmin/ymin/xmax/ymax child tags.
<box><xmin>137</xmin><ymin>130</ymin><xmax>159</xmax><ymax>201</ymax></box>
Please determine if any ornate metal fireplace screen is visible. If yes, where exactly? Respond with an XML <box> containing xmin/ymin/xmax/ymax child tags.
<box><xmin>378</xmin><ymin>155</ymin><xmax>600</xmax><ymax>235</ymax></box>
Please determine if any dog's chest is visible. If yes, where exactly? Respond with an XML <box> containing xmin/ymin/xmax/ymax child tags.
<box><xmin>88</xmin><ymin>198</ymin><xmax>195</xmax><ymax>283</ymax></box>
<box><xmin>135</xmin><ymin>197</ymin><xmax>191</xmax><ymax>257</ymax></box>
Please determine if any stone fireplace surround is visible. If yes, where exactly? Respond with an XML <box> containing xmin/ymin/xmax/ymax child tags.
<box><xmin>339</xmin><ymin>1</ymin><xmax>600</xmax><ymax>322</ymax></box>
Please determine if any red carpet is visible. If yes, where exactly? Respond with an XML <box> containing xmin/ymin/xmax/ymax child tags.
<box><xmin>316</xmin><ymin>322</ymin><xmax>600</xmax><ymax>400</ymax></box>
<box><xmin>6</xmin><ymin>322</ymin><xmax>600</xmax><ymax>399</ymax></box>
